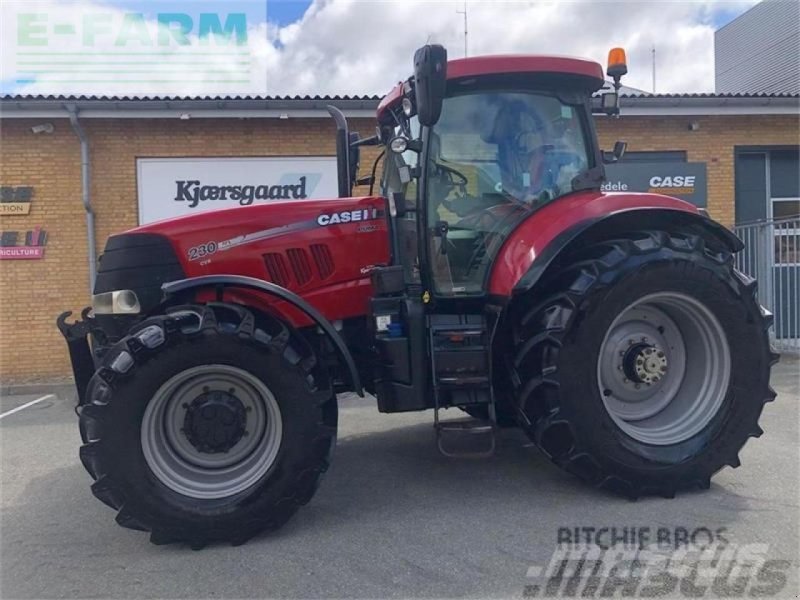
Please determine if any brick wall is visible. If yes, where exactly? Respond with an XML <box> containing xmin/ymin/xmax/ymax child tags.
<box><xmin>1</xmin><ymin>119</ymin><xmax>84</xmax><ymax>384</ymax></box>
<box><xmin>596</xmin><ymin>114</ymin><xmax>800</xmax><ymax>227</ymax></box>
<box><xmin>0</xmin><ymin>113</ymin><xmax>797</xmax><ymax>383</ymax></box>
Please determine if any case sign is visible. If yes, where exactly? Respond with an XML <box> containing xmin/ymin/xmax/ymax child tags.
<box><xmin>603</xmin><ymin>162</ymin><xmax>707</xmax><ymax>207</ymax></box>
<box><xmin>136</xmin><ymin>157</ymin><xmax>339</xmax><ymax>224</ymax></box>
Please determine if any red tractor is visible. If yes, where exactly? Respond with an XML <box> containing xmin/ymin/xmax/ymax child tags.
<box><xmin>58</xmin><ymin>46</ymin><xmax>776</xmax><ymax>548</ymax></box>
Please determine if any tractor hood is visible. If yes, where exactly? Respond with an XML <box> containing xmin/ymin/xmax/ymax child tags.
<box><xmin>130</xmin><ymin>195</ymin><xmax>388</xmax><ymax>262</ymax></box>
<box><xmin>95</xmin><ymin>196</ymin><xmax>390</xmax><ymax>325</ymax></box>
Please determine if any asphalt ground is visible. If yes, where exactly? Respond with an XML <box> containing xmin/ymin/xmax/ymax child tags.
<box><xmin>1</xmin><ymin>357</ymin><xmax>798</xmax><ymax>599</ymax></box>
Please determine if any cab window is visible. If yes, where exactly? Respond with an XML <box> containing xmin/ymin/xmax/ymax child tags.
<box><xmin>426</xmin><ymin>91</ymin><xmax>590</xmax><ymax>295</ymax></box>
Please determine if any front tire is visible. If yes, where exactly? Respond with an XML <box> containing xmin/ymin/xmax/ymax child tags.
<box><xmin>79</xmin><ymin>303</ymin><xmax>337</xmax><ymax>547</ymax></box>
<box><xmin>510</xmin><ymin>230</ymin><xmax>777</xmax><ymax>498</ymax></box>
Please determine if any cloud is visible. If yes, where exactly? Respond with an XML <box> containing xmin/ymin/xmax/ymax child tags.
<box><xmin>2</xmin><ymin>0</ymin><xmax>759</xmax><ymax>97</ymax></box>
<box><xmin>263</xmin><ymin>0</ymin><xmax>759</xmax><ymax>95</ymax></box>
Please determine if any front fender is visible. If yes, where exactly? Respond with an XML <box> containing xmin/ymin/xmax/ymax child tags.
<box><xmin>487</xmin><ymin>191</ymin><xmax>738</xmax><ymax>297</ymax></box>
<box><xmin>162</xmin><ymin>275</ymin><xmax>363</xmax><ymax>396</ymax></box>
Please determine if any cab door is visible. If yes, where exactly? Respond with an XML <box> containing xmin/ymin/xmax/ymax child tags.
<box><xmin>422</xmin><ymin>91</ymin><xmax>592</xmax><ymax>299</ymax></box>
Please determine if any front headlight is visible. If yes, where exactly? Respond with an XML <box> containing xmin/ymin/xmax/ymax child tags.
<box><xmin>92</xmin><ymin>290</ymin><xmax>141</xmax><ymax>315</ymax></box>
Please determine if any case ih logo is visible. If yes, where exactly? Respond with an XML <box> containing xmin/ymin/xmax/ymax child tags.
<box><xmin>648</xmin><ymin>175</ymin><xmax>697</xmax><ymax>196</ymax></box>
<box><xmin>174</xmin><ymin>177</ymin><xmax>308</xmax><ymax>208</ymax></box>
<box><xmin>0</xmin><ymin>186</ymin><xmax>33</xmax><ymax>215</ymax></box>
<box><xmin>317</xmin><ymin>208</ymin><xmax>380</xmax><ymax>226</ymax></box>
<box><xmin>0</xmin><ymin>227</ymin><xmax>47</xmax><ymax>260</ymax></box>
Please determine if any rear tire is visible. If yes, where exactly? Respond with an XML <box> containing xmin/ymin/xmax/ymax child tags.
<box><xmin>79</xmin><ymin>303</ymin><xmax>337</xmax><ymax>547</ymax></box>
<box><xmin>510</xmin><ymin>230</ymin><xmax>777</xmax><ymax>498</ymax></box>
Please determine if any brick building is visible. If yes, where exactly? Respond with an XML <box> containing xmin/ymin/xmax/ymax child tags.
<box><xmin>0</xmin><ymin>92</ymin><xmax>798</xmax><ymax>383</ymax></box>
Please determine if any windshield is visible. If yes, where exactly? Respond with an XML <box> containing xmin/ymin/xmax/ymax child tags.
<box><xmin>426</xmin><ymin>91</ymin><xmax>591</xmax><ymax>295</ymax></box>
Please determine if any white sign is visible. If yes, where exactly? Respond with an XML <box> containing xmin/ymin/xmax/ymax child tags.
<box><xmin>136</xmin><ymin>156</ymin><xmax>339</xmax><ymax>224</ymax></box>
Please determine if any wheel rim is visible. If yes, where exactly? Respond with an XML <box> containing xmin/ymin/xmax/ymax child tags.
<box><xmin>141</xmin><ymin>364</ymin><xmax>282</xmax><ymax>499</ymax></box>
<box><xmin>596</xmin><ymin>292</ymin><xmax>731</xmax><ymax>446</ymax></box>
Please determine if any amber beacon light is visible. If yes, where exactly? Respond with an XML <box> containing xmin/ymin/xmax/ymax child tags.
<box><xmin>607</xmin><ymin>47</ymin><xmax>628</xmax><ymax>79</ymax></box>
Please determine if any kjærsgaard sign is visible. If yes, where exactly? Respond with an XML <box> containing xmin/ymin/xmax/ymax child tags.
<box><xmin>136</xmin><ymin>157</ymin><xmax>339</xmax><ymax>224</ymax></box>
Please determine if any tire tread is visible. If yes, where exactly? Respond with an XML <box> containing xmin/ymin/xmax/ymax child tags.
<box><xmin>510</xmin><ymin>229</ymin><xmax>776</xmax><ymax>499</ymax></box>
<box><xmin>78</xmin><ymin>302</ymin><xmax>336</xmax><ymax>547</ymax></box>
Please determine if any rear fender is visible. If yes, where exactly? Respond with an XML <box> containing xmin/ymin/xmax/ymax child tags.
<box><xmin>510</xmin><ymin>208</ymin><xmax>742</xmax><ymax>296</ymax></box>
<box><xmin>161</xmin><ymin>275</ymin><xmax>363</xmax><ymax>396</ymax></box>
<box><xmin>488</xmin><ymin>191</ymin><xmax>729</xmax><ymax>298</ymax></box>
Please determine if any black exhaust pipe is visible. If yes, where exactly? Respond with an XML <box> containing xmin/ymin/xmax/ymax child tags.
<box><xmin>326</xmin><ymin>105</ymin><xmax>351</xmax><ymax>198</ymax></box>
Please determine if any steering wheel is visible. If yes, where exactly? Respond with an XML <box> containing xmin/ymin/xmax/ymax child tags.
<box><xmin>435</xmin><ymin>161</ymin><xmax>469</xmax><ymax>188</ymax></box>
<box><xmin>435</xmin><ymin>161</ymin><xmax>480</xmax><ymax>219</ymax></box>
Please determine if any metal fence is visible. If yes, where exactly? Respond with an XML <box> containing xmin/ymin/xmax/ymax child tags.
<box><xmin>733</xmin><ymin>217</ymin><xmax>800</xmax><ymax>354</ymax></box>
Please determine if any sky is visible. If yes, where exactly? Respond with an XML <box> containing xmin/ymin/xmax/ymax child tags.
<box><xmin>0</xmin><ymin>0</ymin><xmax>762</xmax><ymax>98</ymax></box>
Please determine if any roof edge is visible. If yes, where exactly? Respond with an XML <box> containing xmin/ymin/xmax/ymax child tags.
<box><xmin>1</xmin><ymin>92</ymin><xmax>797</xmax><ymax>119</ymax></box>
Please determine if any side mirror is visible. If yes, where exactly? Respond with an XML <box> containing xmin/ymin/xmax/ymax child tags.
<box><xmin>613</xmin><ymin>141</ymin><xmax>627</xmax><ymax>161</ymax></box>
<box><xmin>413</xmin><ymin>44</ymin><xmax>447</xmax><ymax>127</ymax></box>
<box><xmin>603</xmin><ymin>140</ymin><xmax>627</xmax><ymax>163</ymax></box>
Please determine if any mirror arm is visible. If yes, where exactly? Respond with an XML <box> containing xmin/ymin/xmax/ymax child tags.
<box><xmin>406</xmin><ymin>139</ymin><xmax>423</xmax><ymax>153</ymax></box>
<box><xmin>351</xmin><ymin>135</ymin><xmax>381</xmax><ymax>148</ymax></box>
<box><xmin>367</xmin><ymin>149</ymin><xmax>385</xmax><ymax>196</ymax></box>
<box><xmin>591</xmin><ymin>94</ymin><xmax>620</xmax><ymax>116</ymax></box>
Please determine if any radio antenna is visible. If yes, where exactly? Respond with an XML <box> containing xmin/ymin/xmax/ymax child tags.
<box><xmin>456</xmin><ymin>1</ymin><xmax>468</xmax><ymax>57</ymax></box>
<box><xmin>652</xmin><ymin>45</ymin><xmax>657</xmax><ymax>93</ymax></box>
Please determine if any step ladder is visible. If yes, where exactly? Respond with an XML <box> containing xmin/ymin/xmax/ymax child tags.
<box><xmin>429</xmin><ymin>315</ymin><xmax>496</xmax><ymax>458</ymax></box>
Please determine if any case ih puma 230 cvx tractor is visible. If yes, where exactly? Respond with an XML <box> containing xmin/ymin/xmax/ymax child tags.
<box><xmin>58</xmin><ymin>46</ymin><xmax>776</xmax><ymax>547</ymax></box>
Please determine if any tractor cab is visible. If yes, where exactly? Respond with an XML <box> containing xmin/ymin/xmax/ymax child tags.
<box><xmin>328</xmin><ymin>46</ymin><xmax>629</xmax><ymax>452</ymax></box>
<box><xmin>380</xmin><ymin>58</ymin><xmax>604</xmax><ymax>299</ymax></box>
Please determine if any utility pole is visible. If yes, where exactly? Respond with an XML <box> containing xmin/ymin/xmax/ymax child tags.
<box><xmin>456</xmin><ymin>1</ymin><xmax>468</xmax><ymax>57</ymax></box>
<box><xmin>652</xmin><ymin>45</ymin><xmax>656</xmax><ymax>93</ymax></box>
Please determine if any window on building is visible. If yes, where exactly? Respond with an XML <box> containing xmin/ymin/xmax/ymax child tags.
<box><xmin>772</xmin><ymin>199</ymin><xmax>800</xmax><ymax>220</ymax></box>
<box><xmin>773</xmin><ymin>226</ymin><xmax>798</xmax><ymax>265</ymax></box>
<box><xmin>769</xmin><ymin>148</ymin><xmax>799</xmax><ymax>265</ymax></box>
<box><xmin>769</xmin><ymin>149</ymin><xmax>800</xmax><ymax>199</ymax></box>
<box><xmin>735</xmin><ymin>147</ymin><xmax>799</xmax><ymax>265</ymax></box>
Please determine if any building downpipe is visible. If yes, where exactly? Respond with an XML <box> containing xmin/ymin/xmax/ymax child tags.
<box><xmin>66</xmin><ymin>104</ymin><xmax>96</xmax><ymax>292</ymax></box>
